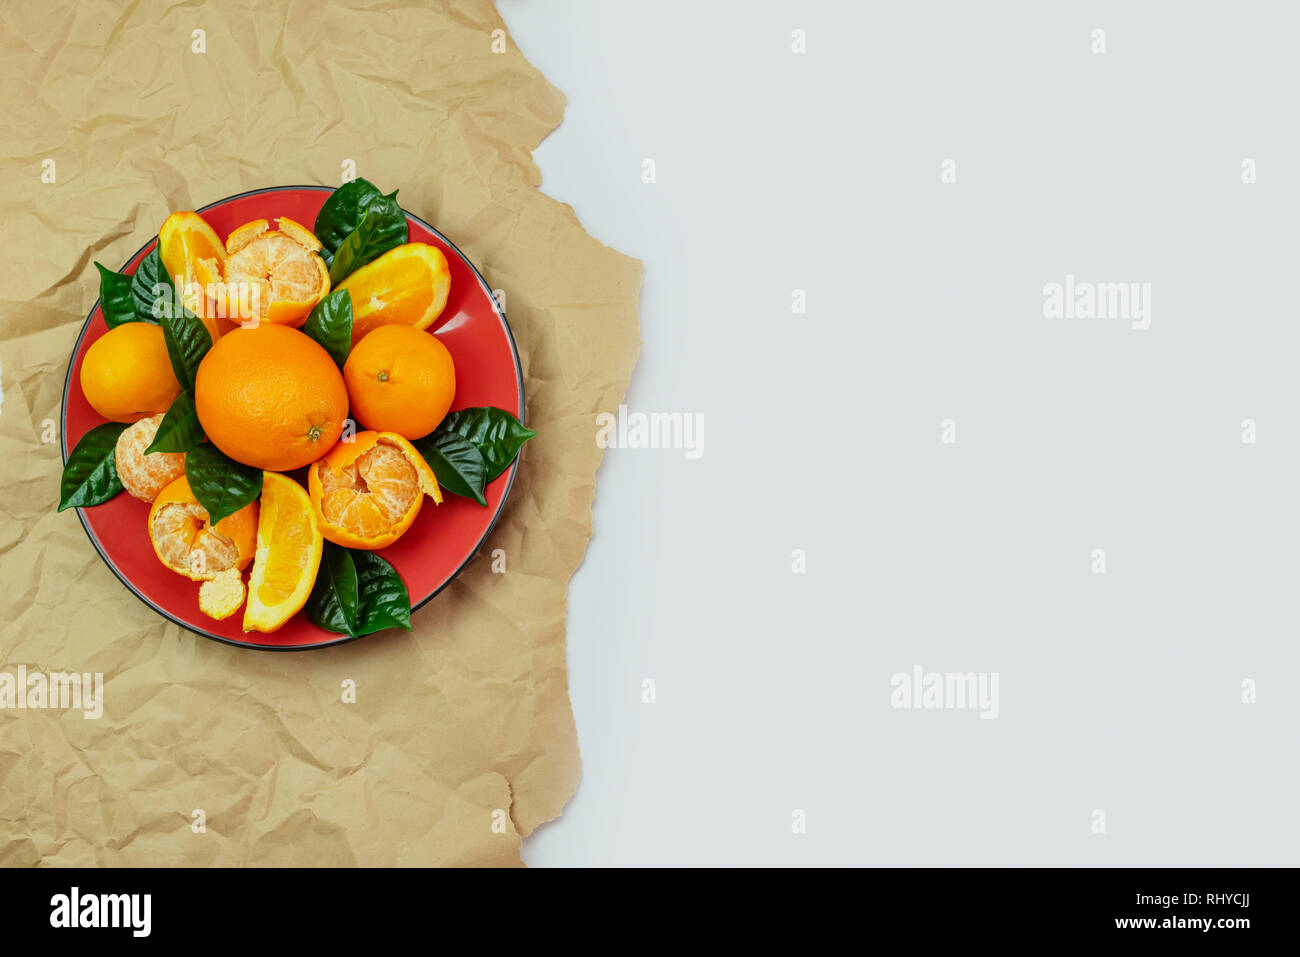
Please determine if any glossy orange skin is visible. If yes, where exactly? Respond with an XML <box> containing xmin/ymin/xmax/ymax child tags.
<box><xmin>80</xmin><ymin>323</ymin><xmax>182</xmax><ymax>423</ymax></box>
<box><xmin>344</xmin><ymin>325</ymin><xmax>456</xmax><ymax>439</ymax></box>
<box><xmin>195</xmin><ymin>323</ymin><xmax>348</xmax><ymax>471</ymax></box>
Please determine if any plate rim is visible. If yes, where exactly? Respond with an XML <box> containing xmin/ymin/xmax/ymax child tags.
<box><xmin>60</xmin><ymin>184</ymin><xmax>525</xmax><ymax>652</ymax></box>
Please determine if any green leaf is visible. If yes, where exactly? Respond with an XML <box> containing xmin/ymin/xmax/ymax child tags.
<box><xmin>314</xmin><ymin>178</ymin><xmax>402</xmax><ymax>258</ymax></box>
<box><xmin>413</xmin><ymin>430</ymin><xmax>487</xmax><ymax>506</ymax></box>
<box><xmin>145</xmin><ymin>391</ymin><xmax>204</xmax><ymax>454</ymax></box>
<box><xmin>352</xmin><ymin>550</ymin><xmax>411</xmax><ymax>634</ymax></box>
<box><xmin>94</xmin><ymin>262</ymin><xmax>137</xmax><ymax>328</ymax></box>
<box><xmin>158</xmin><ymin>299</ymin><xmax>212</xmax><ymax>391</ymax></box>
<box><xmin>305</xmin><ymin>544</ymin><xmax>411</xmax><ymax>638</ymax></box>
<box><xmin>301</xmin><ymin>289</ymin><xmax>353</xmax><ymax>367</ymax></box>
<box><xmin>183</xmin><ymin>443</ymin><xmax>262</xmax><ymax>525</ymax></box>
<box><xmin>305</xmin><ymin>542</ymin><xmax>361</xmax><ymax>637</ymax></box>
<box><xmin>327</xmin><ymin>195</ymin><xmax>408</xmax><ymax>284</ymax></box>
<box><xmin>130</xmin><ymin>247</ymin><xmax>170</xmax><ymax>322</ymax></box>
<box><xmin>438</xmin><ymin>407</ymin><xmax>536</xmax><ymax>482</ymax></box>
<box><xmin>59</xmin><ymin>422</ymin><xmax>127</xmax><ymax>510</ymax></box>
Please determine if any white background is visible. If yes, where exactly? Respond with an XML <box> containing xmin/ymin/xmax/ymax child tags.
<box><xmin>501</xmin><ymin>1</ymin><xmax>1300</xmax><ymax>866</ymax></box>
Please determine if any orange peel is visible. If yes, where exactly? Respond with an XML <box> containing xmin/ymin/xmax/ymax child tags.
<box><xmin>307</xmin><ymin>431</ymin><xmax>441</xmax><ymax>550</ymax></box>
<box><xmin>147</xmin><ymin>474</ymin><xmax>257</xmax><ymax>582</ymax></box>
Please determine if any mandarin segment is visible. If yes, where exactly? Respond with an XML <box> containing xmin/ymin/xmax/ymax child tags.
<box><xmin>318</xmin><ymin>456</ymin><xmax>362</xmax><ymax>493</ymax></box>
<box><xmin>276</xmin><ymin>216</ymin><xmax>321</xmax><ymax>252</ymax></box>
<box><xmin>114</xmin><ymin>414</ymin><xmax>186</xmax><ymax>502</ymax></box>
<box><xmin>198</xmin><ymin>568</ymin><xmax>246</xmax><ymax>620</ymax></box>
<box><xmin>224</xmin><ymin>219</ymin><xmax>269</xmax><ymax>254</ymax></box>
<box><xmin>356</xmin><ymin>443</ymin><xmax>420</xmax><ymax>520</ymax></box>
<box><xmin>319</xmin><ymin>488</ymin><xmax>390</xmax><ymax>541</ymax></box>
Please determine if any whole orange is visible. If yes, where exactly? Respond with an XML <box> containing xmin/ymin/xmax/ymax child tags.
<box><xmin>195</xmin><ymin>323</ymin><xmax>348</xmax><ymax>471</ymax></box>
<box><xmin>343</xmin><ymin>325</ymin><xmax>456</xmax><ymax>439</ymax></box>
<box><xmin>80</xmin><ymin>322</ymin><xmax>182</xmax><ymax>423</ymax></box>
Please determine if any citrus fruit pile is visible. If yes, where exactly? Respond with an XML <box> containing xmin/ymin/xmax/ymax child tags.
<box><xmin>61</xmin><ymin>180</ymin><xmax>535</xmax><ymax>640</ymax></box>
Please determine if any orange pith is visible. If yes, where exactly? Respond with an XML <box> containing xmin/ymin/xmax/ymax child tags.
<box><xmin>199</xmin><ymin>568</ymin><xmax>246</xmax><ymax>620</ymax></box>
<box><xmin>194</xmin><ymin>323</ymin><xmax>348</xmax><ymax>471</ymax></box>
<box><xmin>343</xmin><ymin>325</ymin><xmax>457</xmax><ymax>439</ymax></box>
<box><xmin>201</xmin><ymin>217</ymin><xmax>329</xmax><ymax>328</ymax></box>
<box><xmin>243</xmin><ymin>472</ymin><xmax>323</xmax><ymax>633</ymax></box>
<box><xmin>147</xmin><ymin>474</ymin><xmax>257</xmax><ymax>581</ymax></box>
<box><xmin>336</xmin><ymin>243</ymin><xmax>451</xmax><ymax>344</ymax></box>
<box><xmin>159</xmin><ymin>211</ymin><xmax>227</xmax><ymax>342</ymax></box>
<box><xmin>307</xmin><ymin>431</ymin><xmax>441</xmax><ymax>549</ymax></box>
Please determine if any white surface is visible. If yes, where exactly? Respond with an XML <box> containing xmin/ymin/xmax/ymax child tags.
<box><xmin>503</xmin><ymin>1</ymin><xmax>1300</xmax><ymax>866</ymax></box>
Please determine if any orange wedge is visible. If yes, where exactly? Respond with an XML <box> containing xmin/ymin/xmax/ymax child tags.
<box><xmin>203</xmin><ymin>217</ymin><xmax>330</xmax><ymax>328</ymax></box>
<box><xmin>336</xmin><ymin>243</ymin><xmax>451</xmax><ymax>344</ymax></box>
<box><xmin>243</xmin><ymin>472</ymin><xmax>324</xmax><ymax>633</ymax></box>
<box><xmin>307</xmin><ymin>431</ymin><xmax>441</xmax><ymax>550</ymax></box>
<box><xmin>148</xmin><ymin>474</ymin><xmax>258</xmax><ymax>581</ymax></box>
<box><xmin>159</xmin><ymin>211</ymin><xmax>228</xmax><ymax>342</ymax></box>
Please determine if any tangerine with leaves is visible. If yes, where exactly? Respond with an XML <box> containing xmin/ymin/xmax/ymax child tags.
<box><xmin>344</xmin><ymin>325</ymin><xmax>456</xmax><ymax>439</ymax></box>
<box><xmin>195</xmin><ymin>323</ymin><xmax>348</xmax><ymax>471</ymax></box>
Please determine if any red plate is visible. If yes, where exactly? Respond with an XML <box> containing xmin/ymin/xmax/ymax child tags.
<box><xmin>61</xmin><ymin>186</ymin><xmax>524</xmax><ymax>650</ymax></box>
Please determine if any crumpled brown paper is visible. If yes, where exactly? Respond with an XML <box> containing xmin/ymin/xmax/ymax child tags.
<box><xmin>0</xmin><ymin>0</ymin><xmax>640</xmax><ymax>866</ymax></box>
